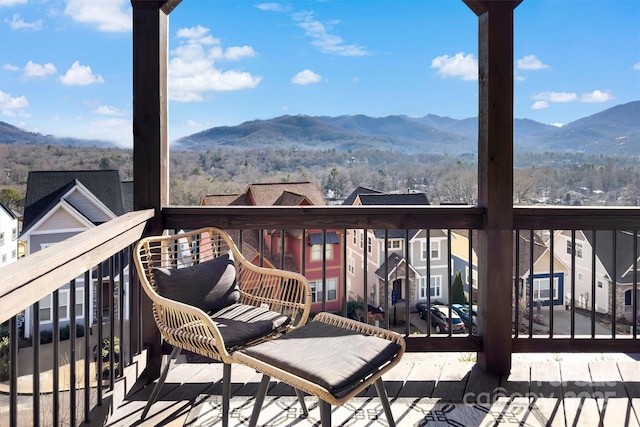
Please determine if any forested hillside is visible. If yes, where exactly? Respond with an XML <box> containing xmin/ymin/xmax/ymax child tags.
<box><xmin>1</xmin><ymin>143</ymin><xmax>638</xmax><ymax>213</ymax></box>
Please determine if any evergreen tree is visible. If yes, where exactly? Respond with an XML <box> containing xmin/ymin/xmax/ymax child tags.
<box><xmin>451</xmin><ymin>271</ymin><xmax>467</xmax><ymax>304</ymax></box>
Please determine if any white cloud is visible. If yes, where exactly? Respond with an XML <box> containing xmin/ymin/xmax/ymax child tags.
<box><xmin>0</xmin><ymin>0</ymin><xmax>27</xmax><ymax>6</ymax></box>
<box><xmin>94</xmin><ymin>105</ymin><xmax>124</xmax><ymax>116</ymax></box>
<box><xmin>59</xmin><ymin>61</ymin><xmax>104</xmax><ymax>86</ymax></box>
<box><xmin>292</xmin><ymin>69</ymin><xmax>322</xmax><ymax>85</ymax></box>
<box><xmin>255</xmin><ymin>3</ymin><xmax>288</xmax><ymax>12</ymax></box>
<box><xmin>580</xmin><ymin>89</ymin><xmax>613</xmax><ymax>103</ymax></box>
<box><xmin>531</xmin><ymin>91</ymin><xmax>578</xmax><ymax>103</ymax></box>
<box><xmin>23</xmin><ymin>60</ymin><xmax>57</xmax><ymax>78</ymax></box>
<box><xmin>532</xmin><ymin>89</ymin><xmax>612</xmax><ymax>104</ymax></box>
<box><xmin>0</xmin><ymin>89</ymin><xmax>29</xmax><ymax>117</ymax></box>
<box><xmin>517</xmin><ymin>55</ymin><xmax>549</xmax><ymax>70</ymax></box>
<box><xmin>293</xmin><ymin>11</ymin><xmax>368</xmax><ymax>57</ymax></box>
<box><xmin>169</xmin><ymin>25</ymin><xmax>261</xmax><ymax>102</ymax></box>
<box><xmin>3</xmin><ymin>63</ymin><xmax>19</xmax><ymax>71</ymax></box>
<box><xmin>634</xmin><ymin>62</ymin><xmax>640</xmax><ymax>71</ymax></box>
<box><xmin>5</xmin><ymin>13</ymin><xmax>44</xmax><ymax>30</ymax></box>
<box><xmin>88</xmin><ymin>118</ymin><xmax>131</xmax><ymax>147</ymax></box>
<box><xmin>64</xmin><ymin>0</ymin><xmax>131</xmax><ymax>33</ymax></box>
<box><xmin>431</xmin><ymin>52</ymin><xmax>477</xmax><ymax>81</ymax></box>
<box><xmin>531</xmin><ymin>100</ymin><xmax>548</xmax><ymax>110</ymax></box>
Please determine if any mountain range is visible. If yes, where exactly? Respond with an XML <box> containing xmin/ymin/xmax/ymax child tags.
<box><xmin>1</xmin><ymin>101</ymin><xmax>638</xmax><ymax>156</ymax></box>
<box><xmin>176</xmin><ymin>101</ymin><xmax>639</xmax><ymax>156</ymax></box>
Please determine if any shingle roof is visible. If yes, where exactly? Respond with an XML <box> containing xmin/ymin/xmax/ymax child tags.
<box><xmin>201</xmin><ymin>194</ymin><xmax>244</xmax><ymax>206</ymax></box>
<box><xmin>273</xmin><ymin>191</ymin><xmax>310</xmax><ymax>206</ymax></box>
<box><xmin>585</xmin><ymin>230</ymin><xmax>640</xmax><ymax>283</ymax></box>
<box><xmin>356</xmin><ymin>192</ymin><xmax>430</xmax><ymax>206</ymax></box>
<box><xmin>342</xmin><ymin>186</ymin><xmax>381</xmax><ymax>205</ymax></box>
<box><xmin>0</xmin><ymin>199</ymin><xmax>18</xmax><ymax>220</ymax></box>
<box><xmin>22</xmin><ymin>170</ymin><xmax>128</xmax><ymax>231</ymax></box>
<box><xmin>246</xmin><ymin>182</ymin><xmax>325</xmax><ymax>206</ymax></box>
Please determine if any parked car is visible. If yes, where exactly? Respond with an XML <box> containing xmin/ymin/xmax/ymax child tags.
<box><xmin>451</xmin><ymin>303</ymin><xmax>478</xmax><ymax>334</ymax></box>
<box><xmin>419</xmin><ymin>304</ymin><xmax>466</xmax><ymax>334</ymax></box>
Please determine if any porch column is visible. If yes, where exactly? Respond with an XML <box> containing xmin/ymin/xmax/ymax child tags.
<box><xmin>464</xmin><ymin>0</ymin><xmax>522</xmax><ymax>374</ymax></box>
<box><xmin>131</xmin><ymin>0</ymin><xmax>181</xmax><ymax>379</ymax></box>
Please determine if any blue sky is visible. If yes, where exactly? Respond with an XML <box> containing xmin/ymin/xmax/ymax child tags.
<box><xmin>1</xmin><ymin>0</ymin><xmax>639</xmax><ymax>147</ymax></box>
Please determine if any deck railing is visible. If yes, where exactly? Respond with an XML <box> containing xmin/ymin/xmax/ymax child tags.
<box><xmin>1</xmin><ymin>205</ymin><xmax>639</xmax><ymax>425</ymax></box>
<box><xmin>0</xmin><ymin>209</ymin><xmax>153</xmax><ymax>426</ymax></box>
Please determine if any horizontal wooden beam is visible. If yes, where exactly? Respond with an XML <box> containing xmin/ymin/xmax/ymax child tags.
<box><xmin>515</xmin><ymin>206</ymin><xmax>640</xmax><ymax>230</ymax></box>
<box><xmin>0</xmin><ymin>209</ymin><xmax>154</xmax><ymax>323</ymax></box>
<box><xmin>162</xmin><ymin>205</ymin><xmax>485</xmax><ymax>231</ymax></box>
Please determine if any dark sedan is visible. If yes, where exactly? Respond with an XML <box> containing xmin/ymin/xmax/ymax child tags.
<box><xmin>451</xmin><ymin>303</ymin><xmax>478</xmax><ymax>334</ymax></box>
<box><xmin>419</xmin><ymin>304</ymin><xmax>466</xmax><ymax>334</ymax></box>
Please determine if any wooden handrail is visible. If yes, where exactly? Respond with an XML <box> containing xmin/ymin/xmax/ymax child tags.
<box><xmin>0</xmin><ymin>209</ymin><xmax>154</xmax><ymax>323</ymax></box>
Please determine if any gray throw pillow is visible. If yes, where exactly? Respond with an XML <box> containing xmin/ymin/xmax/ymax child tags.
<box><xmin>153</xmin><ymin>252</ymin><xmax>240</xmax><ymax>313</ymax></box>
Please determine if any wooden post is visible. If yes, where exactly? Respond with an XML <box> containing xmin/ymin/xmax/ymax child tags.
<box><xmin>131</xmin><ymin>0</ymin><xmax>181</xmax><ymax>379</ymax></box>
<box><xmin>464</xmin><ymin>0</ymin><xmax>522</xmax><ymax>374</ymax></box>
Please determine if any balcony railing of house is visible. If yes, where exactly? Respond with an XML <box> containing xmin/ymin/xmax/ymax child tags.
<box><xmin>1</xmin><ymin>205</ymin><xmax>639</xmax><ymax>426</ymax></box>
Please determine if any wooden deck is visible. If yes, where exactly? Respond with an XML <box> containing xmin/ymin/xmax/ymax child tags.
<box><xmin>105</xmin><ymin>352</ymin><xmax>640</xmax><ymax>426</ymax></box>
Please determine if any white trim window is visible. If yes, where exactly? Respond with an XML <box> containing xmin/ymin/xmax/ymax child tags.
<box><xmin>12</xmin><ymin>227</ymin><xmax>17</xmax><ymax>240</ymax></box>
<box><xmin>0</xmin><ymin>231</ymin><xmax>4</xmax><ymax>246</ymax></box>
<box><xmin>466</xmin><ymin>266</ymin><xmax>478</xmax><ymax>287</ymax></box>
<box><xmin>309</xmin><ymin>278</ymin><xmax>337</xmax><ymax>303</ymax></box>
<box><xmin>430</xmin><ymin>275</ymin><xmax>442</xmax><ymax>298</ymax></box>
<box><xmin>418</xmin><ymin>277</ymin><xmax>428</xmax><ymax>299</ymax></box>
<box><xmin>311</xmin><ymin>244</ymin><xmax>333</xmax><ymax>261</ymax></box>
<box><xmin>367</xmin><ymin>236</ymin><xmax>372</xmax><ymax>254</ymax></box>
<box><xmin>360</xmin><ymin>232</ymin><xmax>364</xmax><ymax>249</ymax></box>
<box><xmin>566</xmin><ymin>240</ymin><xmax>583</xmax><ymax>258</ymax></box>
<box><xmin>38</xmin><ymin>287</ymin><xmax>85</xmax><ymax>323</ymax></box>
<box><xmin>532</xmin><ymin>277</ymin><xmax>560</xmax><ymax>302</ymax></box>
<box><xmin>422</xmin><ymin>240</ymin><xmax>441</xmax><ymax>261</ymax></box>
<box><xmin>348</xmin><ymin>256</ymin><xmax>355</xmax><ymax>275</ymax></box>
<box><xmin>352</xmin><ymin>230</ymin><xmax>357</xmax><ymax>245</ymax></box>
<box><xmin>387</xmin><ymin>240</ymin><xmax>401</xmax><ymax>250</ymax></box>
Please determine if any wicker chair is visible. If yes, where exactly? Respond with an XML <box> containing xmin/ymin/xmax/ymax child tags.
<box><xmin>134</xmin><ymin>227</ymin><xmax>311</xmax><ymax>424</ymax></box>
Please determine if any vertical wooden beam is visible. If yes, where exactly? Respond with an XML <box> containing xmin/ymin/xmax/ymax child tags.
<box><xmin>465</xmin><ymin>0</ymin><xmax>521</xmax><ymax>374</ymax></box>
<box><xmin>131</xmin><ymin>0</ymin><xmax>175</xmax><ymax>379</ymax></box>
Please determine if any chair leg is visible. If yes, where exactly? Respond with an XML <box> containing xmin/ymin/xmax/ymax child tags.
<box><xmin>295</xmin><ymin>388</ymin><xmax>309</xmax><ymax>417</ymax></box>
<box><xmin>319</xmin><ymin>400</ymin><xmax>332</xmax><ymax>427</ymax></box>
<box><xmin>374</xmin><ymin>378</ymin><xmax>395</xmax><ymax>427</ymax></box>
<box><xmin>140</xmin><ymin>346</ymin><xmax>181</xmax><ymax>420</ymax></box>
<box><xmin>248</xmin><ymin>374</ymin><xmax>271</xmax><ymax>427</ymax></box>
<box><xmin>222</xmin><ymin>363</ymin><xmax>231</xmax><ymax>427</ymax></box>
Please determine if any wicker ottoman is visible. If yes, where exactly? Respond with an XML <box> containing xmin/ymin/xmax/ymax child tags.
<box><xmin>233</xmin><ymin>312</ymin><xmax>406</xmax><ymax>427</ymax></box>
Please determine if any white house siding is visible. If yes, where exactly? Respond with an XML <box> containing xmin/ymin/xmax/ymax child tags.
<box><xmin>0</xmin><ymin>206</ymin><xmax>18</xmax><ymax>268</ymax></box>
<box><xmin>37</xmin><ymin>208</ymin><xmax>89</xmax><ymax>232</ymax></box>
<box><xmin>554</xmin><ymin>230</ymin><xmax>610</xmax><ymax>314</ymax></box>
<box><xmin>66</xmin><ymin>189</ymin><xmax>112</xmax><ymax>223</ymax></box>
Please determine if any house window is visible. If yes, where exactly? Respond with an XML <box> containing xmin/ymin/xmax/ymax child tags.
<box><xmin>38</xmin><ymin>288</ymin><xmax>85</xmax><ymax>323</ymax></box>
<box><xmin>276</xmin><ymin>236</ymin><xmax>287</xmax><ymax>254</ymax></box>
<box><xmin>566</xmin><ymin>240</ymin><xmax>583</xmax><ymax>258</ymax></box>
<box><xmin>0</xmin><ymin>232</ymin><xmax>4</xmax><ymax>246</ymax></box>
<box><xmin>348</xmin><ymin>256</ymin><xmax>355</xmax><ymax>275</ymax></box>
<box><xmin>359</xmin><ymin>232</ymin><xmax>364</xmax><ymax>249</ymax></box>
<box><xmin>577</xmin><ymin>272</ymin><xmax>584</xmax><ymax>281</ymax></box>
<box><xmin>532</xmin><ymin>277</ymin><xmax>560</xmax><ymax>302</ymax></box>
<box><xmin>418</xmin><ymin>277</ymin><xmax>428</xmax><ymax>299</ymax></box>
<box><xmin>12</xmin><ymin>249</ymin><xmax>16</xmax><ymax>259</ymax></box>
<box><xmin>367</xmin><ymin>236</ymin><xmax>372</xmax><ymax>254</ymax></box>
<box><xmin>387</xmin><ymin>240</ymin><xmax>401</xmax><ymax>249</ymax></box>
<box><xmin>1</xmin><ymin>254</ymin><xmax>6</xmax><ymax>263</ymax></box>
<box><xmin>597</xmin><ymin>280</ymin><xmax>604</xmax><ymax>289</ymax></box>
<box><xmin>311</xmin><ymin>244</ymin><xmax>333</xmax><ymax>261</ymax></box>
<box><xmin>423</xmin><ymin>240</ymin><xmax>441</xmax><ymax>260</ymax></box>
<box><xmin>430</xmin><ymin>275</ymin><xmax>442</xmax><ymax>298</ymax></box>
<box><xmin>466</xmin><ymin>266</ymin><xmax>478</xmax><ymax>287</ymax></box>
<box><xmin>309</xmin><ymin>278</ymin><xmax>337</xmax><ymax>303</ymax></box>
<box><xmin>352</xmin><ymin>230</ymin><xmax>357</xmax><ymax>245</ymax></box>
<box><xmin>12</xmin><ymin>228</ymin><xmax>17</xmax><ymax>240</ymax></box>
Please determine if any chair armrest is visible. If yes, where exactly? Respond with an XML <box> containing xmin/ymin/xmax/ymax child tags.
<box><xmin>151</xmin><ymin>292</ymin><xmax>233</xmax><ymax>361</ymax></box>
<box><xmin>235</xmin><ymin>261</ymin><xmax>311</xmax><ymax>329</ymax></box>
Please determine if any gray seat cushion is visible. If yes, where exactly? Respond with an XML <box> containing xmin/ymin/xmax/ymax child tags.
<box><xmin>241</xmin><ymin>321</ymin><xmax>401</xmax><ymax>397</ymax></box>
<box><xmin>153</xmin><ymin>252</ymin><xmax>239</xmax><ymax>314</ymax></box>
<box><xmin>212</xmin><ymin>303</ymin><xmax>291</xmax><ymax>349</ymax></box>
